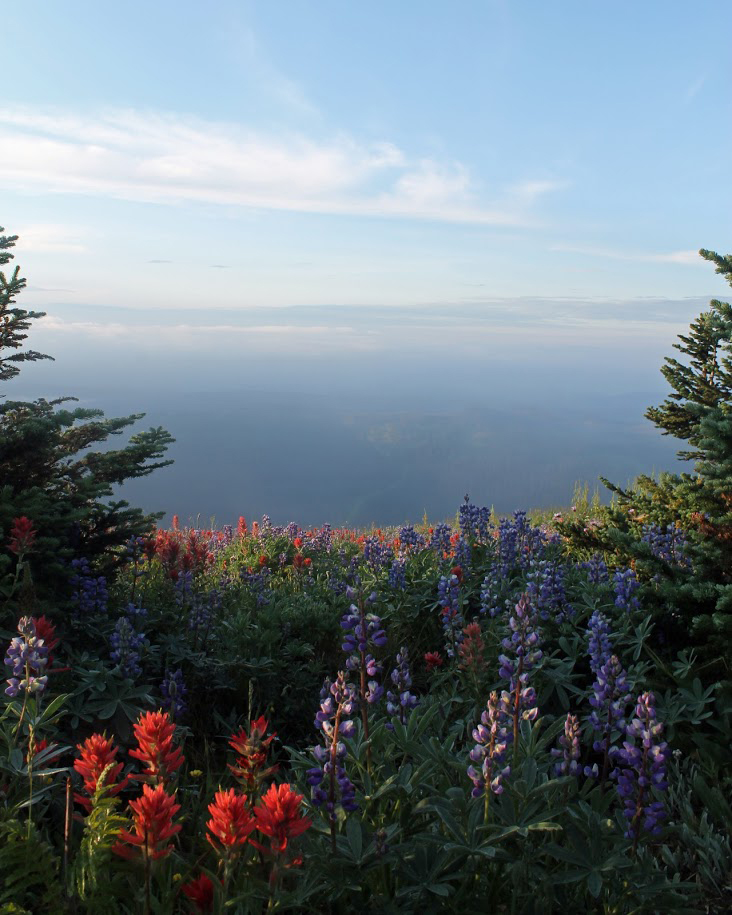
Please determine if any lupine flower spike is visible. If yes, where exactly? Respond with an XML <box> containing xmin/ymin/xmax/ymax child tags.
<box><xmin>307</xmin><ymin>672</ymin><xmax>358</xmax><ymax>850</ymax></box>
<box><xmin>498</xmin><ymin>594</ymin><xmax>542</xmax><ymax>754</ymax></box>
<box><xmin>468</xmin><ymin>690</ymin><xmax>511</xmax><ymax>821</ymax></box>
<box><xmin>616</xmin><ymin>691</ymin><xmax>669</xmax><ymax>854</ymax></box>
<box><xmin>386</xmin><ymin>645</ymin><xmax>418</xmax><ymax>729</ymax></box>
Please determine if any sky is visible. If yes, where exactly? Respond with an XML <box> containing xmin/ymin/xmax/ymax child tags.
<box><xmin>2</xmin><ymin>2</ymin><xmax>731</xmax><ymax>526</ymax></box>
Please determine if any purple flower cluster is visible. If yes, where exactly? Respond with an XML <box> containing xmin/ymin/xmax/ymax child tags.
<box><xmin>586</xmin><ymin>610</ymin><xmax>613</xmax><ymax>675</ymax></box>
<box><xmin>388</xmin><ymin>559</ymin><xmax>407</xmax><ymax>591</ymax></box>
<box><xmin>341</xmin><ymin>588</ymin><xmax>387</xmax><ymax>705</ymax></box>
<box><xmin>453</xmin><ymin>537</ymin><xmax>472</xmax><ymax>570</ymax></box>
<box><xmin>615</xmin><ymin>692</ymin><xmax>669</xmax><ymax>843</ymax></box>
<box><xmin>386</xmin><ymin>645</ymin><xmax>418</xmax><ymax>728</ymax></box>
<box><xmin>641</xmin><ymin>523</ymin><xmax>691</xmax><ymax>567</ymax></box>
<box><xmin>588</xmin><ymin>654</ymin><xmax>632</xmax><ymax>779</ymax></box>
<box><xmin>363</xmin><ymin>536</ymin><xmax>395</xmax><ymax>571</ymax></box>
<box><xmin>467</xmin><ymin>690</ymin><xmax>511</xmax><ymax>800</ymax></box>
<box><xmin>307</xmin><ymin>523</ymin><xmax>333</xmax><ymax>553</ymax></box>
<box><xmin>526</xmin><ymin>559</ymin><xmax>571</xmax><ymax>622</ymax></box>
<box><xmin>437</xmin><ymin>574</ymin><xmax>465</xmax><ymax>658</ymax></box>
<box><xmin>70</xmin><ymin>558</ymin><xmax>108</xmax><ymax>617</ymax></box>
<box><xmin>189</xmin><ymin>587</ymin><xmax>222</xmax><ymax>631</ymax></box>
<box><xmin>110</xmin><ymin>614</ymin><xmax>146</xmax><ymax>679</ymax></box>
<box><xmin>396</xmin><ymin>524</ymin><xmax>425</xmax><ymax>555</ymax></box>
<box><xmin>551</xmin><ymin>712</ymin><xmax>597</xmax><ymax>777</ymax></box>
<box><xmin>307</xmin><ymin>672</ymin><xmax>359</xmax><ymax>817</ymax></box>
<box><xmin>160</xmin><ymin>668</ymin><xmax>188</xmax><ymax>719</ymax></box>
<box><xmin>498</xmin><ymin>594</ymin><xmax>542</xmax><ymax>740</ymax></box>
<box><xmin>459</xmin><ymin>495</ymin><xmax>493</xmax><ymax>544</ymax></box>
<box><xmin>613</xmin><ymin>567</ymin><xmax>641</xmax><ymax>613</ymax></box>
<box><xmin>4</xmin><ymin>617</ymin><xmax>49</xmax><ymax>698</ymax></box>
<box><xmin>239</xmin><ymin>565</ymin><xmax>272</xmax><ymax>607</ymax></box>
<box><xmin>580</xmin><ymin>553</ymin><xmax>609</xmax><ymax>584</ymax></box>
<box><xmin>428</xmin><ymin>523</ymin><xmax>453</xmax><ymax>556</ymax></box>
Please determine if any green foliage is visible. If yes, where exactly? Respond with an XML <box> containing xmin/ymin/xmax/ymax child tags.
<box><xmin>0</xmin><ymin>225</ymin><xmax>174</xmax><ymax>605</ymax></box>
<box><xmin>0</xmin><ymin>813</ymin><xmax>65</xmax><ymax>913</ymax></box>
<box><xmin>71</xmin><ymin>767</ymin><xmax>129</xmax><ymax>908</ymax></box>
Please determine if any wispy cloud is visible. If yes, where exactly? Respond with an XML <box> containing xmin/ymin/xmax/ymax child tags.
<box><xmin>550</xmin><ymin>243</ymin><xmax>702</xmax><ymax>266</ymax></box>
<box><xmin>14</xmin><ymin>223</ymin><xmax>87</xmax><ymax>253</ymax></box>
<box><xmin>0</xmin><ymin>106</ymin><xmax>562</xmax><ymax>226</ymax></box>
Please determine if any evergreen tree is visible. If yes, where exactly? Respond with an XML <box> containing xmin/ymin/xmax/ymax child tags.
<box><xmin>561</xmin><ymin>249</ymin><xmax>732</xmax><ymax>679</ymax></box>
<box><xmin>0</xmin><ymin>225</ymin><xmax>174</xmax><ymax>606</ymax></box>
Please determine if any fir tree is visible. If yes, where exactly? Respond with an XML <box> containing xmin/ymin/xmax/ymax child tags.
<box><xmin>562</xmin><ymin>249</ymin><xmax>732</xmax><ymax>679</ymax></box>
<box><xmin>0</xmin><ymin>225</ymin><xmax>174</xmax><ymax>606</ymax></box>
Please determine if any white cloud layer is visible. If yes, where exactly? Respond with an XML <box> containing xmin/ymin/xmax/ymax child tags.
<box><xmin>0</xmin><ymin>106</ymin><xmax>558</xmax><ymax>225</ymax></box>
<box><xmin>550</xmin><ymin>243</ymin><xmax>702</xmax><ymax>266</ymax></box>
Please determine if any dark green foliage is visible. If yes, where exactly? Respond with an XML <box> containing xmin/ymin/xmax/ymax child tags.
<box><xmin>561</xmin><ymin>248</ymin><xmax>732</xmax><ymax>678</ymax></box>
<box><xmin>0</xmin><ymin>226</ymin><xmax>53</xmax><ymax>383</ymax></box>
<box><xmin>0</xmin><ymin>226</ymin><xmax>174</xmax><ymax>604</ymax></box>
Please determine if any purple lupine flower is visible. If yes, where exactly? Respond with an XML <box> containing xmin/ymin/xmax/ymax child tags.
<box><xmin>396</xmin><ymin>524</ymin><xmax>425</xmax><ymax>555</ymax></box>
<box><xmin>613</xmin><ymin>567</ymin><xmax>641</xmax><ymax>613</ymax></box>
<box><xmin>587</xmin><ymin>610</ymin><xmax>613</xmax><ymax>675</ymax></box>
<box><xmin>174</xmin><ymin>570</ymin><xmax>194</xmax><ymax>608</ymax></box>
<box><xmin>498</xmin><ymin>594</ymin><xmax>542</xmax><ymax>748</ymax></box>
<box><xmin>588</xmin><ymin>654</ymin><xmax>633</xmax><ymax>781</ymax></box>
<box><xmin>388</xmin><ymin>559</ymin><xmax>407</xmax><ymax>590</ymax></box>
<box><xmin>479</xmin><ymin>568</ymin><xmax>502</xmax><ymax>618</ymax></box>
<box><xmin>437</xmin><ymin>573</ymin><xmax>465</xmax><ymax>658</ymax></box>
<box><xmin>341</xmin><ymin>590</ymin><xmax>387</xmax><ymax>713</ymax></box>
<box><xmin>428</xmin><ymin>523</ymin><xmax>453</xmax><ymax>556</ymax></box>
<box><xmin>386</xmin><ymin>645</ymin><xmax>418</xmax><ymax>729</ymax></box>
<box><xmin>70</xmin><ymin>558</ymin><xmax>109</xmax><ymax>617</ymax></box>
<box><xmin>307</xmin><ymin>672</ymin><xmax>359</xmax><ymax>829</ymax></box>
<box><xmin>467</xmin><ymin>690</ymin><xmax>511</xmax><ymax>817</ymax></box>
<box><xmin>526</xmin><ymin>559</ymin><xmax>571</xmax><ymax>622</ymax></box>
<box><xmin>110</xmin><ymin>616</ymin><xmax>145</xmax><ymax>679</ymax></box>
<box><xmin>551</xmin><ymin>712</ymin><xmax>597</xmax><ymax>777</ymax></box>
<box><xmin>615</xmin><ymin>691</ymin><xmax>669</xmax><ymax>849</ymax></box>
<box><xmin>363</xmin><ymin>536</ymin><xmax>395</xmax><ymax>571</ymax></box>
<box><xmin>453</xmin><ymin>537</ymin><xmax>472</xmax><ymax>570</ymax></box>
<box><xmin>459</xmin><ymin>495</ymin><xmax>493</xmax><ymax>544</ymax></box>
<box><xmin>160</xmin><ymin>668</ymin><xmax>188</xmax><ymax>720</ymax></box>
<box><xmin>4</xmin><ymin>617</ymin><xmax>49</xmax><ymax>698</ymax></box>
<box><xmin>641</xmin><ymin>523</ymin><xmax>691</xmax><ymax>567</ymax></box>
<box><xmin>580</xmin><ymin>554</ymin><xmax>609</xmax><ymax>584</ymax></box>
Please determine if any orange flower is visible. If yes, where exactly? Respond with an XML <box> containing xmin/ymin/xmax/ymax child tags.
<box><xmin>254</xmin><ymin>782</ymin><xmax>311</xmax><ymax>853</ymax></box>
<box><xmin>74</xmin><ymin>733</ymin><xmax>129</xmax><ymax>811</ymax></box>
<box><xmin>182</xmin><ymin>873</ymin><xmax>215</xmax><ymax>912</ymax></box>
<box><xmin>206</xmin><ymin>789</ymin><xmax>256</xmax><ymax>850</ymax></box>
<box><xmin>114</xmin><ymin>783</ymin><xmax>181</xmax><ymax>860</ymax></box>
<box><xmin>129</xmin><ymin>710</ymin><xmax>184</xmax><ymax>786</ymax></box>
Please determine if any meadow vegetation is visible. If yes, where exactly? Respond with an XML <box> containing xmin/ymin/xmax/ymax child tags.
<box><xmin>2</xmin><ymin>226</ymin><xmax>732</xmax><ymax>913</ymax></box>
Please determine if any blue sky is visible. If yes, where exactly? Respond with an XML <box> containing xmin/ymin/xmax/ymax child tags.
<box><xmin>2</xmin><ymin>2</ymin><xmax>731</xmax><ymax>523</ymax></box>
<box><xmin>3</xmin><ymin>0</ymin><xmax>730</xmax><ymax>314</ymax></box>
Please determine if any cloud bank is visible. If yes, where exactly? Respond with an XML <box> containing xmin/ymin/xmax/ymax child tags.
<box><xmin>0</xmin><ymin>106</ymin><xmax>559</xmax><ymax>225</ymax></box>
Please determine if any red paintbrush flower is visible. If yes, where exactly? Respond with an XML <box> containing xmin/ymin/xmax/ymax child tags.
<box><xmin>228</xmin><ymin>716</ymin><xmax>278</xmax><ymax>791</ymax></box>
<box><xmin>450</xmin><ymin>565</ymin><xmax>463</xmax><ymax>583</ymax></box>
<box><xmin>254</xmin><ymin>782</ymin><xmax>311</xmax><ymax>853</ymax></box>
<box><xmin>74</xmin><ymin>733</ymin><xmax>130</xmax><ymax>811</ymax></box>
<box><xmin>237</xmin><ymin>516</ymin><xmax>248</xmax><ymax>538</ymax></box>
<box><xmin>114</xmin><ymin>783</ymin><xmax>181</xmax><ymax>861</ymax></box>
<box><xmin>182</xmin><ymin>873</ymin><xmax>215</xmax><ymax>912</ymax></box>
<box><xmin>424</xmin><ymin>651</ymin><xmax>444</xmax><ymax>672</ymax></box>
<box><xmin>206</xmin><ymin>789</ymin><xmax>256</xmax><ymax>850</ymax></box>
<box><xmin>129</xmin><ymin>710</ymin><xmax>184</xmax><ymax>786</ymax></box>
<box><xmin>458</xmin><ymin>622</ymin><xmax>487</xmax><ymax>674</ymax></box>
<box><xmin>8</xmin><ymin>517</ymin><xmax>36</xmax><ymax>555</ymax></box>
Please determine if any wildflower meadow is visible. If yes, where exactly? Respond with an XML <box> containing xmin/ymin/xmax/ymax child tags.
<box><xmin>2</xmin><ymin>227</ymin><xmax>732</xmax><ymax>913</ymax></box>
